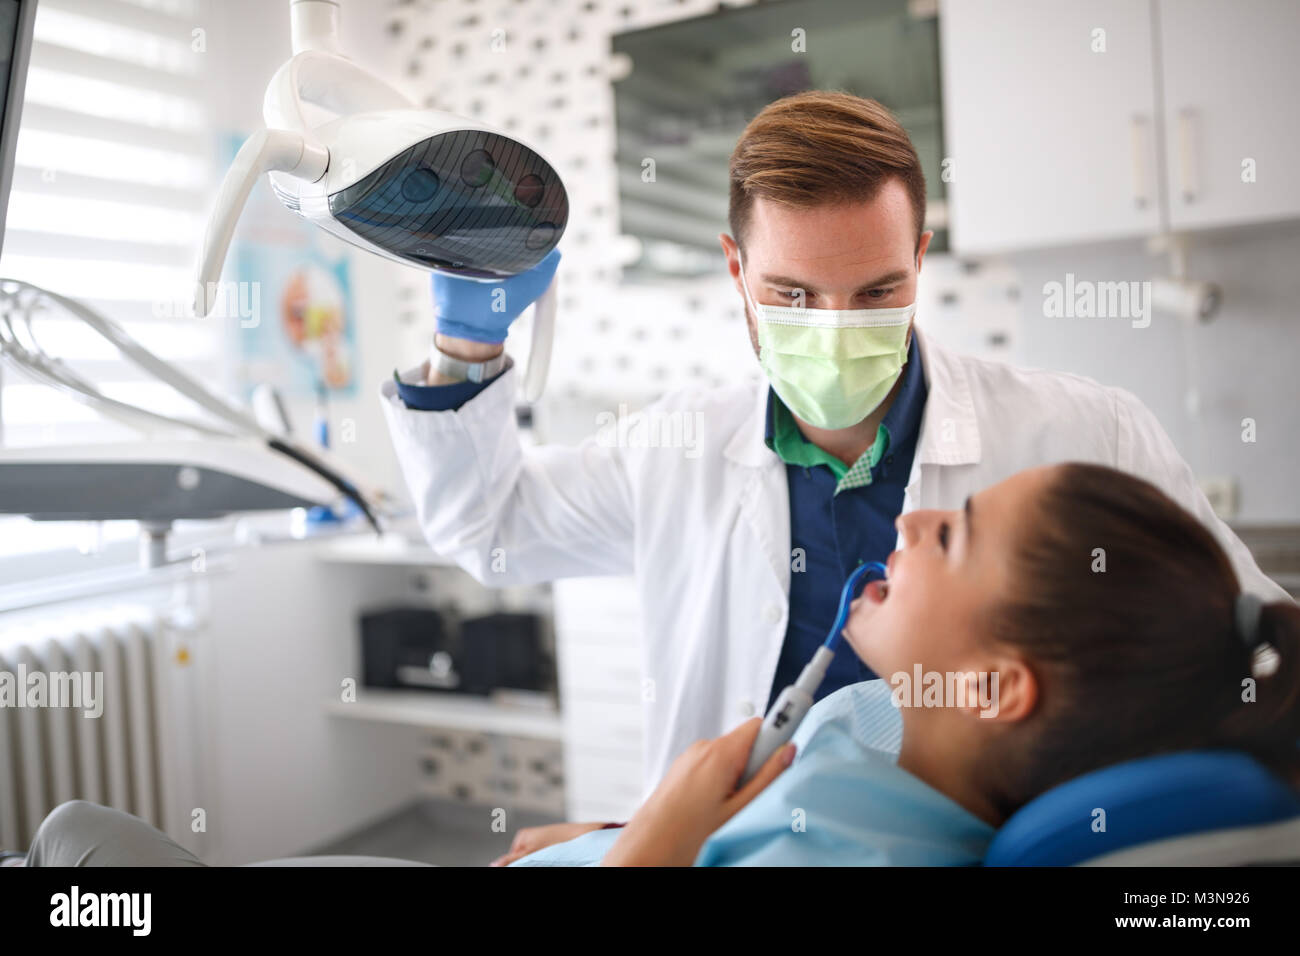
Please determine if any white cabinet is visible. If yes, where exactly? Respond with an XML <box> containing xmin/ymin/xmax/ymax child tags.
<box><xmin>940</xmin><ymin>0</ymin><xmax>1300</xmax><ymax>254</ymax></box>
<box><xmin>1157</xmin><ymin>0</ymin><xmax>1300</xmax><ymax>231</ymax></box>
<box><xmin>940</xmin><ymin>0</ymin><xmax>1162</xmax><ymax>253</ymax></box>
<box><xmin>552</xmin><ymin>576</ymin><xmax>646</xmax><ymax>822</ymax></box>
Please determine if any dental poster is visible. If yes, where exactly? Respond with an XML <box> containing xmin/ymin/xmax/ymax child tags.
<box><xmin>220</xmin><ymin>132</ymin><xmax>360</xmax><ymax>399</ymax></box>
<box><xmin>231</xmin><ymin>239</ymin><xmax>359</xmax><ymax>399</ymax></box>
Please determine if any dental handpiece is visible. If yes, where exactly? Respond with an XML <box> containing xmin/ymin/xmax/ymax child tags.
<box><xmin>738</xmin><ymin>561</ymin><xmax>887</xmax><ymax>786</ymax></box>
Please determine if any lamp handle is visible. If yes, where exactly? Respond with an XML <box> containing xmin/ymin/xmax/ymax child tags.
<box><xmin>521</xmin><ymin>274</ymin><xmax>559</xmax><ymax>402</ymax></box>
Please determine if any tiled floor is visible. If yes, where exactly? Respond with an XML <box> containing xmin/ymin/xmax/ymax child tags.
<box><xmin>309</xmin><ymin>798</ymin><xmax>564</xmax><ymax>867</ymax></box>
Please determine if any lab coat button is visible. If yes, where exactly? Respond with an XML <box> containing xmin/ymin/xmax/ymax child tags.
<box><xmin>739</xmin><ymin>700</ymin><xmax>756</xmax><ymax>717</ymax></box>
<box><xmin>764</xmin><ymin>604</ymin><xmax>783</xmax><ymax>624</ymax></box>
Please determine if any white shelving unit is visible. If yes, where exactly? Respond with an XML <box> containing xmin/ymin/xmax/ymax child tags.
<box><xmin>325</xmin><ymin>689</ymin><xmax>561</xmax><ymax>740</ymax></box>
<box><xmin>318</xmin><ymin>529</ymin><xmax>568</xmax><ymax>815</ymax></box>
<box><xmin>552</xmin><ymin>576</ymin><xmax>646</xmax><ymax>822</ymax></box>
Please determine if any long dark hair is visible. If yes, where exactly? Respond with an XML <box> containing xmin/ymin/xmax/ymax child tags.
<box><xmin>981</xmin><ymin>462</ymin><xmax>1300</xmax><ymax>819</ymax></box>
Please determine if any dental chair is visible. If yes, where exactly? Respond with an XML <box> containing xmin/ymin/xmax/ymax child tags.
<box><xmin>984</xmin><ymin>749</ymin><xmax>1300</xmax><ymax>866</ymax></box>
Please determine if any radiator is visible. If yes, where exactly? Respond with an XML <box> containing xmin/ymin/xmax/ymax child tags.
<box><xmin>0</xmin><ymin>604</ymin><xmax>191</xmax><ymax>851</ymax></box>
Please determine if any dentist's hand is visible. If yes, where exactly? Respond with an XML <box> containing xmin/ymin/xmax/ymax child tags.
<box><xmin>433</xmin><ymin>247</ymin><xmax>561</xmax><ymax>346</ymax></box>
<box><xmin>600</xmin><ymin>718</ymin><xmax>796</xmax><ymax>867</ymax></box>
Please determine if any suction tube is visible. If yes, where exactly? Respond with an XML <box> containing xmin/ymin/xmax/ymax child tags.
<box><xmin>738</xmin><ymin>560</ymin><xmax>888</xmax><ymax>786</ymax></box>
<box><xmin>825</xmin><ymin>561</ymin><xmax>887</xmax><ymax>650</ymax></box>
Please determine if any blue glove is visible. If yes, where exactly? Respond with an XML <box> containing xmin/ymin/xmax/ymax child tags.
<box><xmin>432</xmin><ymin>247</ymin><xmax>561</xmax><ymax>344</ymax></box>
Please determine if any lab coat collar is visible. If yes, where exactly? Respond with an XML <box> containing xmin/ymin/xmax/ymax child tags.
<box><xmin>911</xmin><ymin>327</ymin><xmax>982</xmax><ymax>467</ymax></box>
<box><xmin>724</xmin><ymin>367</ymin><xmax>781</xmax><ymax>468</ymax></box>
<box><xmin>723</xmin><ymin>325</ymin><xmax>981</xmax><ymax>469</ymax></box>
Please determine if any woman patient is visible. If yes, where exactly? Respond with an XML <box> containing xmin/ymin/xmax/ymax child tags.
<box><xmin>518</xmin><ymin>461</ymin><xmax>1300</xmax><ymax>866</ymax></box>
<box><xmin>23</xmin><ymin>462</ymin><xmax>1300</xmax><ymax>866</ymax></box>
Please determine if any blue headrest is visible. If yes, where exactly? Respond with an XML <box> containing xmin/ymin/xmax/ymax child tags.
<box><xmin>984</xmin><ymin>749</ymin><xmax>1300</xmax><ymax>866</ymax></box>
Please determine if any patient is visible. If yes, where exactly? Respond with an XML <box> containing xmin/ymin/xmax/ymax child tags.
<box><xmin>20</xmin><ymin>463</ymin><xmax>1300</xmax><ymax>867</ymax></box>
<box><xmin>520</xmin><ymin>462</ymin><xmax>1300</xmax><ymax>866</ymax></box>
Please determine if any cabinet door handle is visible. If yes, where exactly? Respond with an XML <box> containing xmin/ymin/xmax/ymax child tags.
<box><xmin>1177</xmin><ymin>107</ymin><xmax>1199</xmax><ymax>204</ymax></box>
<box><xmin>1129</xmin><ymin>113</ymin><xmax>1151</xmax><ymax>209</ymax></box>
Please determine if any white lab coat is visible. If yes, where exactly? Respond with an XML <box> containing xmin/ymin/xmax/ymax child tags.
<box><xmin>379</xmin><ymin>328</ymin><xmax>1288</xmax><ymax>789</ymax></box>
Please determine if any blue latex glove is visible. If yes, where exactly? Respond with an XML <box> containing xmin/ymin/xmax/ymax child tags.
<box><xmin>432</xmin><ymin>248</ymin><xmax>562</xmax><ymax>345</ymax></box>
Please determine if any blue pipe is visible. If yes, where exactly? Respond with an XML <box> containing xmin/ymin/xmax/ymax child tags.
<box><xmin>823</xmin><ymin>561</ymin><xmax>888</xmax><ymax>650</ymax></box>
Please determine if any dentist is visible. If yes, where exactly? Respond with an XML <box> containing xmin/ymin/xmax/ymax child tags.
<box><xmin>380</xmin><ymin>91</ymin><xmax>1288</xmax><ymax>811</ymax></box>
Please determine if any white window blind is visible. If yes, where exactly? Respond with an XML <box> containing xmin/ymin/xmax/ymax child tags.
<box><xmin>0</xmin><ymin>0</ymin><xmax>217</xmax><ymax>558</ymax></box>
<box><xmin>0</xmin><ymin>0</ymin><xmax>217</xmax><ymax>450</ymax></box>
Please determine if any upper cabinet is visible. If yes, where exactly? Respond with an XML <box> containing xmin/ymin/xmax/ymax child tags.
<box><xmin>939</xmin><ymin>0</ymin><xmax>1163</xmax><ymax>254</ymax></box>
<box><xmin>1157</xmin><ymin>0</ymin><xmax>1300</xmax><ymax>231</ymax></box>
<box><xmin>939</xmin><ymin>0</ymin><xmax>1300</xmax><ymax>255</ymax></box>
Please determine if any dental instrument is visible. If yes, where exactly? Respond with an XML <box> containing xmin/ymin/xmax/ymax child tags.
<box><xmin>195</xmin><ymin>0</ymin><xmax>568</xmax><ymax>401</ymax></box>
<box><xmin>0</xmin><ymin>278</ymin><xmax>386</xmax><ymax>567</ymax></box>
<box><xmin>739</xmin><ymin>560</ymin><xmax>888</xmax><ymax>786</ymax></box>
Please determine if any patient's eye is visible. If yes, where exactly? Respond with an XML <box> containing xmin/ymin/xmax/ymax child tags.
<box><xmin>938</xmin><ymin>522</ymin><xmax>950</xmax><ymax>550</ymax></box>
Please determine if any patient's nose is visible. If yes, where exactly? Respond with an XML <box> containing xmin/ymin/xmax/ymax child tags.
<box><xmin>897</xmin><ymin>509</ymin><xmax>949</xmax><ymax>548</ymax></box>
<box><xmin>896</xmin><ymin>510</ymin><xmax>924</xmax><ymax>547</ymax></box>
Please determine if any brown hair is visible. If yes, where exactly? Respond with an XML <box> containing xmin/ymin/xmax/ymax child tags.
<box><xmin>727</xmin><ymin>90</ymin><xmax>928</xmax><ymax>253</ymax></box>
<box><xmin>981</xmin><ymin>463</ymin><xmax>1300</xmax><ymax>819</ymax></box>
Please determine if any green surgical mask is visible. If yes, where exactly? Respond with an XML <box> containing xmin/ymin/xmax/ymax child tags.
<box><xmin>738</xmin><ymin>250</ymin><xmax>914</xmax><ymax>430</ymax></box>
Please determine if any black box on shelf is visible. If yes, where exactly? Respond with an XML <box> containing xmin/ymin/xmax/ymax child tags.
<box><xmin>457</xmin><ymin>612</ymin><xmax>550</xmax><ymax>696</ymax></box>
<box><xmin>360</xmin><ymin>606</ymin><xmax>454</xmax><ymax>691</ymax></box>
<box><xmin>359</xmin><ymin>607</ymin><xmax>552</xmax><ymax>696</ymax></box>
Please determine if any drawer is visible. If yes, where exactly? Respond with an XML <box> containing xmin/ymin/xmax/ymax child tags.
<box><xmin>562</xmin><ymin>701</ymin><xmax>644</xmax><ymax>756</ymax></box>
<box><xmin>564</xmin><ymin>751</ymin><xmax>644</xmax><ymax>817</ymax></box>
<box><xmin>557</xmin><ymin>641</ymin><xmax>643</xmax><ymax>698</ymax></box>
<box><xmin>555</xmin><ymin>624</ymin><xmax>642</xmax><ymax>649</ymax></box>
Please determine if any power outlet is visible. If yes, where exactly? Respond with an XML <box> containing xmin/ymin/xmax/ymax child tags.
<box><xmin>1199</xmin><ymin>476</ymin><xmax>1239</xmax><ymax>521</ymax></box>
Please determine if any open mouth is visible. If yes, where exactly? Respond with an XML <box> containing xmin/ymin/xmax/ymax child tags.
<box><xmin>864</xmin><ymin>578</ymin><xmax>889</xmax><ymax>604</ymax></box>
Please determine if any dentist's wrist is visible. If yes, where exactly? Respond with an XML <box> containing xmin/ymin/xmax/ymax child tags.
<box><xmin>433</xmin><ymin>334</ymin><xmax>504</xmax><ymax>361</ymax></box>
<box><xmin>427</xmin><ymin>334</ymin><xmax>505</xmax><ymax>385</ymax></box>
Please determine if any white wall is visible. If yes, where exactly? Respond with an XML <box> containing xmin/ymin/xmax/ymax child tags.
<box><xmin>1002</xmin><ymin>221</ymin><xmax>1300</xmax><ymax>523</ymax></box>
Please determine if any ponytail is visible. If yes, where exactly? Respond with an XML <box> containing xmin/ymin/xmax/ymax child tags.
<box><xmin>1217</xmin><ymin>600</ymin><xmax>1300</xmax><ymax>783</ymax></box>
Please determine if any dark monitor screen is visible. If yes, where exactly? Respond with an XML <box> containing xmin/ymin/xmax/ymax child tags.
<box><xmin>0</xmin><ymin>3</ymin><xmax>18</xmax><ymax>116</ymax></box>
<box><xmin>0</xmin><ymin>0</ymin><xmax>35</xmax><ymax>262</ymax></box>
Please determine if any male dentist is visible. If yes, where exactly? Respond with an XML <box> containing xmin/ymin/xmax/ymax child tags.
<box><xmin>380</xmin><ymin>90</ymin><xmax>1287</xmax><ymax>814</ymax></box>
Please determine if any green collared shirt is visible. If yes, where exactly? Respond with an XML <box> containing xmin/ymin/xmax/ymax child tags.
<box><xmin>765</xmin><ymin>395</ymin><xmax>890</xmax><ymax>495</ymax></box>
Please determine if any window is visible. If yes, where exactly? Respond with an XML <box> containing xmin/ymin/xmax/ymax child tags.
<box><xmin>0</xmin><ymin>0</ymin><xmax>216</xmax><ymax>449</ymax></box>
<box><xmin>0</xmin><ymin>0</ymin><xmax>216</xmax><ymax>558</ymax></box>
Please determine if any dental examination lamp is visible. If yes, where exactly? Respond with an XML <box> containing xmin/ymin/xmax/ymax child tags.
<box><xmin>195</xmin><ymin>0</ymin><xmax>568</xmax><ymax>401</ymax></box>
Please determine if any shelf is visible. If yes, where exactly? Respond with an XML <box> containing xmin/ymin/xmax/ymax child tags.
<box><xmin>314</xmin><ymin>532</ymin><xmax>454</xmax><ymax>567</ymax></box>
<box><xmin>325</xmin><ymin>688</ymin><xmax>562</xmax><ymax>740</ymax></box>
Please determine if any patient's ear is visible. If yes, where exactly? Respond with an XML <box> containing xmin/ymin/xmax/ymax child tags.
<box><xmin>957</xmin><ymin>657</ymin><xmax>1037</xmax><ymax>725</ymax></box>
